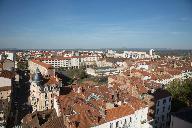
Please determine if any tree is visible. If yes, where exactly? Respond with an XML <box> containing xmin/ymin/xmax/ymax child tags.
<box><xmin>17</xmin><ymin>61</ymin><xmax>28</xmax><ymax>70</ymax></box>
<box><xmin>2</xmin><ymin>54</ymin><xmax>8</xmax><ymax>59</ymax></box>
<box><xmin>166</xmin><ymin>79</ymin><xmax>192</xmax><ymax>112</ymax></box>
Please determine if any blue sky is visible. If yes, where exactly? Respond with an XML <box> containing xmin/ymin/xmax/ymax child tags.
<box><xmin>0</xmin><ymin>0</ymin><xmax>192</xmax><ymax>49</ymax></box>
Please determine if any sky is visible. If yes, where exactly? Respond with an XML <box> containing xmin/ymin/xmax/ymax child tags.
<box><xmin>0</xmin><ymin>0</ymin><xmax>192</xmax><ymax>49</ymax></box>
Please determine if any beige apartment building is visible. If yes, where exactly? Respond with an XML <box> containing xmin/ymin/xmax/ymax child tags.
<box><xmin>29</xmin><ymin>68</ymin><xmax>60</xmax><ymax>112</ymax></box>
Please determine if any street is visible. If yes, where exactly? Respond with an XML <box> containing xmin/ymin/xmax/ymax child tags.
<box><xmin>7</xmin><ymin>70</ymin><xmax>31</xmax><ymax>127</ymax></box>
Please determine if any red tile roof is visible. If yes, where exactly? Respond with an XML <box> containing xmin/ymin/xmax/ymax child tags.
<box><xmin>46</xmin><ymin>76</ymin><xmax>59</xmax><ymax>85</ymax></box>
<box><xmin>106</xmin><ymin>104</ymin><xmax>134</xmax><ymax>121</ymax></box>
<box><xmin>31</xmin><ymin>59</ymin><xmax>52</xmax><ymax>69</ymax></box>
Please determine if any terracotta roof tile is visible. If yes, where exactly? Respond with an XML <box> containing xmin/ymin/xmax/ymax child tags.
<box><xmin>106</xmin><ymin>104</ymin><xmax>134</xmax><ymax>121</ymax></box>
<box><xmin>31</xmin><ymin>59</ymin><xmax>53</xmax><ymax>69</ymax></box>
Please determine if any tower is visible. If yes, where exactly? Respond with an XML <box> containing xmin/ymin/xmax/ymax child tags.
<box><xmin>33</xmin><ymin>68</ymin><xmax>43</xmax><ymax>85</ymax></box>
<box><xmin>149</xmin><ymin>49</ymin><xmax>155</xmax><ymax>56</ymax></box>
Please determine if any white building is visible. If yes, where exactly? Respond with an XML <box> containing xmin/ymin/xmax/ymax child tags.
<box><xmin>123</xmin><ymin>51</ymin><xmax>148</xmax><ymax>59</ymax></box>
<box><xmin>29</xmin><ymin>68</ymin><xmax>60</xmax><ymax>112</ymax></box>
<box><xmin>39</xmin><ymin>57</ymin><xmax>79</xmax><ymax>69</ymax></box>
<box><xmin>93</xmin><ymin>105</ymin><xmax>149</xmax><ymax>128</ymax></box>
<box><xmin>0</xmin><ymin>59</ymin><xmax>15</xmax><ymax>71</ymax></box>
<box><xmin>0</xmin><ymin>51</ymin><xmax>14</xmax><ymax>61</ymax></box>
<box><xmin>136</xmin><ymin>63</ymin><xmax>149</xmax><ymax>70</ymax></box>
<box><xmin>86</xmin><ymin>67</ymin><xmax>120</xmax><ymax>76</ymax></box>
<box><xmin>106</xmin><ymin>50</ymin><xmax>149</xmax><ymax>59</ymax></box>
<box><xmin>149</xmin><ymin>49</ymin><xmax>155</xmax><ymax>56</ymax></box>
<box><xmin>37</xmin><ymin>56</ymin><xmax>99</xmax><ymax>69</ymax></box>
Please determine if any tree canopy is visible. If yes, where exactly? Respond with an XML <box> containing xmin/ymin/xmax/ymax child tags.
<box><xmin>166</xmin><ymin>79</ymin><xmax>192</xmax><ymax>112</ymax></box>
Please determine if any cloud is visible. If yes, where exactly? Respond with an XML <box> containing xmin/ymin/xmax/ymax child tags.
<box><xmin>169</xmin><ymin>31</ymin><xmax>185</xmax><ymax>35</ymax></box>
<box><xmin>180</xmin><ymin>17</ymin><xmax>189</xmax><ymax>21</ymax></box>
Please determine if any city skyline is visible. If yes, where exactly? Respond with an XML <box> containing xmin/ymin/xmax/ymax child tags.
<box><xmin>0</xmin><ymin>0</ymin><xmax>192</xmax><ymax>49</ymax></box>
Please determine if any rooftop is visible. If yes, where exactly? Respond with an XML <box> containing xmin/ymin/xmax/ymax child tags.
<box><xmin>31</xmin><ymin>59</ymin><xmax>53</xmax><ymax>69</ymax></box>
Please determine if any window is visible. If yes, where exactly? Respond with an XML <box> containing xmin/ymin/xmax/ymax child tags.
<box><xmin>163</xmin><ymin>99</ymin><xmax>166</xmax><ymax>104</ymax></box>
<box><xmin>45</xmin><ymin>93</ymin><xmax>47</xmax><ymax>98</ymax></box>
<box><xmin>163</xmin><ymin>107</ymin><xmax>165</xmax><ymax>112</ymax></box>
<box><xmin>168</xmin><ymin>105</ymin><xmax>171</xmax><ymax>110</ymax></box>
<box><xmin>166</xmin><ymin>121</ymin><xmax>170</xmax><ymax>127</ymax></box>
<box><xmin>130</xmin><ymin>117</ymin><xmax>132</xmax><ymax>122</ymax></box>
<box><xmin>162</xmin><ymin>115</ymin><xmax>164</xmax><ymax>121</ymax></box>
<box><xmin>156</xmin><ymin>109</ymin><xmax>159</xmax><ymax>114</ymax></box>
<box><xmin>155</xmin><ymin>119</ymin><xmax>158</xmax><ymax>124</ymax></box>
<box><xmin>116</xmin><ymin>121</ymin><xmax>119</xmax><ymax>128</ymax></box>
<box><xmin>157</xmin><ymin>101</ymin><xmax>160</xmax><ymax>106</ymax></box>
<box><xmin>167</xmin><ymin>113</ymin><xmax>169</xmax><ymax>119</ymax></box>
<box><xmin>51</xmin><ymin>93</ymin><xmax>53</xmax><ymax>98</ymax></box>
<box><xmin>124</xmin><ymin>119</ymin><xmax>127</xmax><ymax>124</ymax></box>
<box><xmin>110</xmin><ymin>123</ymin><xmax>113</xmax><ymax>128</ymax></box>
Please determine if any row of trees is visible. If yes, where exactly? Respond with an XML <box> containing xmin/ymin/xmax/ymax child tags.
<box><xmin>166</xmin><ymin>78</ymin><xmax>192</xmax><ymax>112</ymax></box>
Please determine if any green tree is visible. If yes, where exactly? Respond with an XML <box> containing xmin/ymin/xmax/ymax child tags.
<box><xmin>17</xmin><ymin>61</ymin><xmax>28</xmax><ymax>70</ymax></box>
<box><xmin>166</xmin><ymin>79</ymin><xmax>192</xmax><ymax>112</ymax></box>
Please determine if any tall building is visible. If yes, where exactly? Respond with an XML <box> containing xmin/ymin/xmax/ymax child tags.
<box><xmin>29</xmin><ymin>68</ymin><xmax>61</xmax><ymax>112</ymax></box>
<box><xmin>149</xmin><ymin>49</ymin><xmax>155</xmax><ymax>57</ymax></box>
<box><xmin>151</xmin><ymin>89</ymin><xmax>172</xmax><ymax>128</ymax></box>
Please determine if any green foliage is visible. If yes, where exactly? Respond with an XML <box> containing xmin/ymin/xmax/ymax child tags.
<box><xmin>2</xmin><ymin>54</ymin><xmax>8</xmax><ymax>59</ymax></box>
<box><xmin>73</xmin><ymin>69</ymin><xmax>86</xmax><ymax>79</ymax></box>
<box><xmin>81</xmin><ymin>76</ymin><xmax>108</xmax><ymax>84</ymax></box>
<box><xmin>17</xmin><ymin>61</ymin><xmax>28</xmax><ymax>70</ymax></box>
<box><xmin>166</xmin><ymin>79</ymin><xmax>192</xmax><ymax>111</ymax></box>
<box><xmin>64</xmin><ymin>66</ymin><xmax>87</xmax><ymax>80</ymax></box>
<box><xmin>58</xmin><ymin>66</ymin><xmax>108</xmax><ymax>85</ymax></box>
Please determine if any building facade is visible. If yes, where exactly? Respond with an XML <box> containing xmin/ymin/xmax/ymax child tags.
<box><xmin>29</xmin><ymin>68</ymin><xmax>60</xmax><ymax>112</ymax></box>
<box><xmin>152</xmin><ymin>90</ymin><xmax>172</xmax><ymax>128</ymax></box>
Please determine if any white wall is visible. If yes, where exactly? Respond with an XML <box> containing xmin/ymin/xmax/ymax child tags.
<box><xmin>3</xmin><ymin>60</ymin><xmax>14</xmax><ymax>71</ymax></box>
<box><xmin>5</xmin><ymin>52</ymin><xmax>14</xmax><ymax>61</ymax></box>
<box><xmin>93</xmin><ymin>107</ymin><xmax>149</xmax><ymax>128</ymax></box>
<box><xmin>86</xmin><ymin>68</ymin><xmax>97</xmax><ymax>76</ymax></box>
<box><xmin>0</xmin><ymin>77</ymin><xmax>11</xmax><ymax>88</ymax></box>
